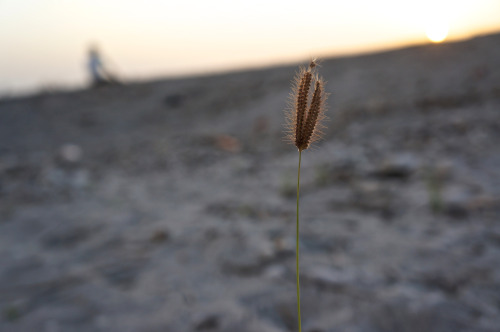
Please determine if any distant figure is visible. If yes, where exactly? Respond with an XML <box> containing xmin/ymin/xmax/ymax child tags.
<box><xmin>87</xmin><ymin>45</ymin><xmax>119</xmax><ymax>87</ymax></box>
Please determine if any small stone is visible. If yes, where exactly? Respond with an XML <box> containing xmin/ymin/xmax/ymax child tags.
<box><xmin>262</xmin><ymin>264</ymin><xmax>286</xmax><ymax>280</ymax></box>
<box><xmin>352</xmin><ymin>181</ymin><xmax>395</xmax><ymax>218</ymax></box>
<box><xmin>303</xmin><ymin>266</ymin><xmax>355</xmax><ymax>289</ymax></box>
<box><xmin>150</xmin><ymin>230</ymin><xmax>170</xmax><ymax>244</ymax></box>
<box><xmin>195</xmin><ymin>314</ymin><xmax>219</xmax><ymax>331</ymax></box>
<box><xmin>59</xmin><ymin>143</ymin><xmax>83</xmax><ymax>164</ymax></box>
<box><xmin>214</xmin><ymin>135</ymin><xmax>242</xmax><ymax>153</ymax></box>
<box><xmin>273</xmin><ymin>237</ymin><xmax>293</xmax><ymax>253</ymax></box>
<box><xmin>204</xmin><ymin>227</ymin><xmax>219</xmax><ymax>242</ymax></box>
<box><xmin>372</xmin><ymin>153</ymin><xmax>419</xmax><ymax>180</ymax></box>
<box><xmin>164</xmin><ymin>93</ymin><xmax>185</xmax><ymax>108</ymax></box>
<box><xmin>441</xmin><ymin>185</ymin><xmax>473</xmax><ymax>218</ymax></box>
<box><xmin>221</xmin><ymin>236</ymin><xmax>290</xmax><ymax>276</ymax></box>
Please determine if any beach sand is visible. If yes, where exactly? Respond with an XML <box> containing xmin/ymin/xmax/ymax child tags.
<box><xmin>1</xmin><ymin>33</ymin><xmax>500</xmax><ymax>331</ymax></box>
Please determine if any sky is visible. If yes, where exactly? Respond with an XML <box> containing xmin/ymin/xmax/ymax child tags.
<box><xmin>1</xmin><ymin>0</ymin><xmax>500</xmax><ymax>95</ymax></box>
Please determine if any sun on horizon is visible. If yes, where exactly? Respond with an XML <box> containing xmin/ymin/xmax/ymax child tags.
<box><xmin>1</xmin><ymin>0</ymin><xmax>500</xmax><ymax>94</ymax></box>
<box><xmin>426</xmin><ymin>20</ymin><xmax>449</xmax><ymax>43</ymax></box>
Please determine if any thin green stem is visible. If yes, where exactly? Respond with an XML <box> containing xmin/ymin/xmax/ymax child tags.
<box><xmin>296</xmin><ymin>150</ymin><xmax>302</xmax><ymax>332</ymax></box>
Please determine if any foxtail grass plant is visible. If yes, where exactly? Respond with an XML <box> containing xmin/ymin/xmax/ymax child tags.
<box><xmin>285</xmin><ymin>60</ymin><xmax>327</xmax><ymax>332</ymax></box>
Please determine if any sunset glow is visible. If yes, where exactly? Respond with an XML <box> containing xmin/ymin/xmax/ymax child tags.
<box><xmin>1</xmin><ymin>0</ymin><xmax>500</xmax><ymax>94</ymax></box>
<box><xmin>426</xmin><ymin>21</ymin><xmax>449</xmax><ymax>43</ymax></box>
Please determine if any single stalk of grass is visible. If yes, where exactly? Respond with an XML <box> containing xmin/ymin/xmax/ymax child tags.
<box><xmin>286</xmin><ymin>60</ymin><xmax>328</xmax><ymax>332</ymax></box>
<box><xmin>296</xmin><ymin>149</ymin><xmax>302</xmax><ymax>330</ymax></box>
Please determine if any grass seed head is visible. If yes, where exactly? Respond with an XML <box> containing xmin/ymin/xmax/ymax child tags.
<box><xmin>286</xmin><ymin>60</ymin><xmax>327</xmax><ymax>151</ymax></box>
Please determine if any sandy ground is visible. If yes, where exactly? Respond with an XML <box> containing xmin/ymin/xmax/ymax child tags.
<box><xmin>1</xmin><ymin>33</ymin><xmax>500</xmax><ymax>332</ymax></box>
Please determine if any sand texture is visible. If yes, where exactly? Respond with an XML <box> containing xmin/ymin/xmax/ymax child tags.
<box><xmin>1</xmin><ymin>33</ymin><xmax>500</xmax><ymax>331</ymax></box>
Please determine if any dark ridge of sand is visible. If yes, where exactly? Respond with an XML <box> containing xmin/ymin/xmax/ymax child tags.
<box><xmin>0</xmin><ymin>32</ymin><xmax>500</xmax><ymax>331</ymax></box>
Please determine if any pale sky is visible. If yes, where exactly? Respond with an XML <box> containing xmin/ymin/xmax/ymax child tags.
<box><xmin>1</xmin><ymin>0</ymin><xmax>500</xmax><ymax>94</ymax></box>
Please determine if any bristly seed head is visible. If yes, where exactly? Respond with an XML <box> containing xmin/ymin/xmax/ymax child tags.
<box><xmin>286</xmin><ymin>60</ymin><xmax>327</xmax><ymax>151</ymax></box>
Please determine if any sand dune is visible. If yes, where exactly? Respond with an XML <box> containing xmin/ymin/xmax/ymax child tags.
<box><xmin>1</xmin><ymin>33</ymin><xmax>500</xmax><ymax>331</ymax></box>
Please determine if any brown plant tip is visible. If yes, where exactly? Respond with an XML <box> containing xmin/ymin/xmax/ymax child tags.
<box><xmin>286</xmin><ymin>61</ymin><xmax>327</xmax><ymax>151</ymax></box>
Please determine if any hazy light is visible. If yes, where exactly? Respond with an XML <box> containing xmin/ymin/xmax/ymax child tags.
<box><xmin>426</xmin><ymin>21</ymin><xmax>449</xmax><ymax>42</ymax></box>
<box><xmin>1</xmin><ymin>0</ymin><xmax>500</xmax><ymax>94</ymax></box>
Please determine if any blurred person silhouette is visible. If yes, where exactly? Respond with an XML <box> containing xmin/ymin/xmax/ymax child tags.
<box><xmin>87</xmin><ymin>44</ymin><xmax>120</xmax><ymax>87</ymax></box>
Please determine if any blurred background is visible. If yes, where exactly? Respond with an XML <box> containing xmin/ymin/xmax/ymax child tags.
<box><xmin>1</xmin><ymin>0</ymin><xmax>500</xmax><ymax>94</ymax></box>
<box><xmin>1</xmin><ymin>1</ymin><xmax>500</xmax><ymax>331</ymax></box>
